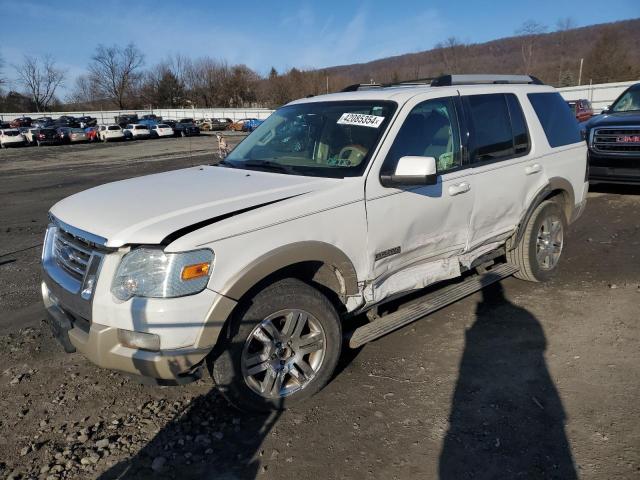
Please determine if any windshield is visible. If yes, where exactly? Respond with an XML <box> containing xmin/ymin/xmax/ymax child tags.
<box><xmin>611</xmin><ymin>87</ymin><xmax>640</xmax><ymax>112</ymax></box>
<box><xmin>224</xmin><ymin>101</ymin><xmax>397</xmax><ymax>177</ymax></box>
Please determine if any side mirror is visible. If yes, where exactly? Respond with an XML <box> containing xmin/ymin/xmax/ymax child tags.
<box><xmin>601</xmin><ymin>105</ymin><xmax>610</xmax><ymax>114</ymax></box>
<box><xmin>380</xmin><ymin>156</ymin><xmax>438</xmax><ymax>187</ymax></box>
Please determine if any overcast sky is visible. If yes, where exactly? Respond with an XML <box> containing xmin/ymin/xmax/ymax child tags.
<box><xmin>1</xmin><ymin>0</ymin><xmax>638</xmax><ymax>96</ymax></box>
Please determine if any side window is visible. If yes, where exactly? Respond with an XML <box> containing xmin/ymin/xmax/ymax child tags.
<box><xmin>506</xmin><ymin>94</ymin><xmax>530</xmax><ymax>155</ymax></box>
<box><xmin>527</xmin><ymin>92</ymin><xmax>581</xmax><ymax>147</ymax></box>
<box><xmin>383</xmin><ymin>97</ymin><xmax>461</xmax><ymax>175</ymax></box>
<box><xmin>466</xmin><ymin>94</ymin><xmax>514</xmax><ymax>162</ymax></box>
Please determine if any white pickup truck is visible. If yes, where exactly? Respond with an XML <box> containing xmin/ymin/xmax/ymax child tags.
<box><xmin>42</xmin><ymin>75</ymin><xmax>587</xmax><ymax>411</ymax></box>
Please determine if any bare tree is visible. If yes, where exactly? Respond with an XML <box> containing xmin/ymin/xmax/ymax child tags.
<box><xmin>14</xmin><ymin>54</ymin><xmax>65</xmax><ymax>112</ymax></box>
<box><xmin>0</xmin><ymin>53</ymin><xmax>5</xmax><ymax>88</ymax></box>
<box><xmin>435</xmin><ymin>37</ymin><xmax>466</xmax><ymax>74</ymax></box>
<box><xmin>516</xmin><ymin>20</ymin><xmax>547</xmax><ymax>74</ymax></box>
<box><xmin>88</xmin><ymin>43</ymin><xmax>144</xmax><ymax>109</ymax></box>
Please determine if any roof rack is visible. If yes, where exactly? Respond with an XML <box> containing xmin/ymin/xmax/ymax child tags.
<box><xmin>340</xmin><ymin>83</ymin><xmax>382</xmax><ymax>92</ymax></box>
<box><xmin>430</xmin><ymin>74</ymin><xmax>544</xmax><ymax>86</ymax></box>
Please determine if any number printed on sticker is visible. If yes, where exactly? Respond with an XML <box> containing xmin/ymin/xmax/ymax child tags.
<box><xmin>337</xmin><ymin>113</ymin><xmax>385</xmax><ymax>128</ymax></box>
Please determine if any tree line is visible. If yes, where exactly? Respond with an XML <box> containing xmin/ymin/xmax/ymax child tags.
<box><xmin>0</xmin><ymin>18</ymin><xmax>638</xmax><ymax>113</ymax></box>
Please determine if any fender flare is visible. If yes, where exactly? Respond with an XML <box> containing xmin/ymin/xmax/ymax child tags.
<box><xmin>194</xmin><ymin>241</ymin><xmax>359</xmax><ymax>349</ymax></box>
<box><xmin>512</xmin><ymin>177</ymin><xmax>575</xmax><ymax>248</ymax></box>
<box><xmin>222</xmin><ymin>240</ymin><xmax>359</xmax><ymax>300</ymax></box>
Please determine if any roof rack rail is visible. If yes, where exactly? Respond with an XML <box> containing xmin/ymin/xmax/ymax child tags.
<box><xmin>431</xmin><ymin>74</ymin><xmax>544</xmax><ymax>86</ymax></box>
<box><xmin>340</xmin><ymin>83</ymin><xmax>382</xmax><ymax>92</ymax></box>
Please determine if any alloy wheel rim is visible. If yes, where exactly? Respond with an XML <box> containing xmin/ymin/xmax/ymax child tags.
<box><xmin>241</xmin><ymin>309</ymin><xmax>326</xmax><ymax>399</ymax></box>
<box><xmin>536</xmin><ymin>215</ymin><xmax>563</xmax><ymax>270</ymax></box>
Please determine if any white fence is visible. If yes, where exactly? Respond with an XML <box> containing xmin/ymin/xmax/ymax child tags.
<box><xmin>0</xmin><ymin>107</ymin><xmax>275</xmax><ymax>124</ymax></box>
<box><xmin>557</xmin><ymin>80</ymin><xmax>637</xmax><ymax>111</ymax></box>
<box><xmin>1</xmin><ymin>80</ymin><xmax>637</xmax><ymax>122</ymax></box>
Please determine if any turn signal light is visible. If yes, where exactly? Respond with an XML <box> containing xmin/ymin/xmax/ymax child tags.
<box><xmin>181</xmin><ymin>262</ymin><xmax>210</xmax><ymax>281</ymax></box>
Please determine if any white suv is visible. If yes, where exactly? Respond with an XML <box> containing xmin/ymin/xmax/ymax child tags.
<box><xmin>42</xmin><ymin>75</ymin><xmax>587</xmax><ymax>411</ymax></box>
<box><xmin>98</xmin><ymin>124</ymin><xmax>125</xmax><ymax>142</ymax></box>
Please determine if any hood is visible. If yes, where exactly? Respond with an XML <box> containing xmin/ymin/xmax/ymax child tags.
<box><xmin>50</xmin><ymin>165</ymin><xmax>335</xmax><ymax>247</ymax></box>
<box><xmin>585</xmin><ymin>111</ymin><xmax>640</xmax><ymax>129</ymax></box>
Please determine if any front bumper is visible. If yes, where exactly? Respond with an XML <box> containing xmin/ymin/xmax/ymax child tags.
<box><xmin>42</xmin><ymin>281</ymin><xmax>211</xmax><ymax>381</ymax></box>
<box><xmin>588</xmin><ymin>152</ymin><xmax>640</xmax><ymax>184</ymax></box>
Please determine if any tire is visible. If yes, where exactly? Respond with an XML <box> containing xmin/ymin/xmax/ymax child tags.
<box><xmin>211</xmin><ymin>278</ymin><xmax>342</xmax><ymax>412</ymax></box>
<box><xmin>180</xmin><ymin>130</ymin><xmax>186</xmax><ymax>137</ymax></box>
<box><xmin>508</xmin><ymin>200</ymin><xmax>566</xmax><ymax>282</ymax></box>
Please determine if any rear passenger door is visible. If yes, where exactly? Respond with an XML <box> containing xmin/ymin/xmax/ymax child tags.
<box><xmin>463</xmin><ymin>92</ymin><xmax>547</xmax><ymax>250</ymax></box>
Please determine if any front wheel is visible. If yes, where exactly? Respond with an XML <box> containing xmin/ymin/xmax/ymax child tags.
<box><xmin>508</xmin><ymin>200</ymin><xmax>566</xmax><ymax>282</ymax></box>
<box><xmin>211</xmin><ymin>278</ymin><xmax>342</xmax><ymax>412</ymax></box>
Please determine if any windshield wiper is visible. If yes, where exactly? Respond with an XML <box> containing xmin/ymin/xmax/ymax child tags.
<box><xmin>217</xmin><ymin>159</ymin><xmax>237</xmax><ymax>168</ymax></box>
<box><xmin>242</xmin><ymin>160</ymin><xmax>297</xmax><ymax>174</ymax></box>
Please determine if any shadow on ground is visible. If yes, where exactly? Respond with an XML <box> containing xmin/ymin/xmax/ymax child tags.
<box><xmin>439</xmin><ymin>283</ymin><xmax>577</xmax><ymax>479</ymax></box>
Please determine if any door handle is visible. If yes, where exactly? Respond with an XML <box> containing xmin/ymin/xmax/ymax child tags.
<box><xmin>448</xmin><ymin>182</ymin><xmax>471</xmax><ymax>196</ymax></box>
<box><xmin>525</xmin><ymin>163</ymin><xmax>541</xmax><ymax>175</ymax></box>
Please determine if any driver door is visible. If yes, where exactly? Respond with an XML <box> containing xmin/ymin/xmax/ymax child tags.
<box><xmin>364</xmin><ymin>95</ymin><xmax>474</xmax><ymax>304</ymax></box>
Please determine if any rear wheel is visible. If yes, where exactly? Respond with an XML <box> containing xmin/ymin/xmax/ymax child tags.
<box><xmin>508</xmin><ymin>200</ymin><xmax>566</xmax><ymax>282</ymax></box>
<box><xmin>211</xmin><ymin>278</ymin><xmax>342</xmax><ymax>412</ymax></box>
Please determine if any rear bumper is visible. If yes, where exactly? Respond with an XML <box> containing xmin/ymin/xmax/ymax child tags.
<box><xmin>42</xmin><ymin>281</ymin><xmax>210</xmax><ymax>381</ymax></box>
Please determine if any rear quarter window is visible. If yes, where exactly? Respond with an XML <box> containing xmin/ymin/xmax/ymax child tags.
<box><xmin>527</xmin><ymin>92</ymin><xmax>581</xmax><ymax>147</ymax></box>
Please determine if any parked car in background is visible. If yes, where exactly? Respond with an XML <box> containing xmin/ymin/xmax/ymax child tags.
<box><xmin>567</xmin><ymin>99</ymin><xmax>594</xmax><ymax>123</ymax></box>
<box><xmin>57</xmin><ymin>127</ymin><xmax>88</xmax><ymax>143</ymax></box>
<box><xmin>10</xmin><ymin>117</ymin><xmax>32</xmax><ymax>128</ymax></box>
<box><xmin>115</xmin><ymin>114</ymin><xmax>139</xmax><ymax>128</ymax></box>
<box><xmin>241</xmin><ymin>118</ymin><xmax>263</xmax><ymax>132</ymax></box>
<box><xmin>98</xmin><ymin>124</ymin><xmax>125</xmax><ymax>142</ymax></box>
<box><xmin>55</xmin><ymin>116</ymin><xmax>80</xmax><ymax>128</ymax></box>
<box><xmin>178</xmin><ymin>118</ymin><xmax>194</xmax><ymax>124</ymax></box>
<box><xmin>163</xmin><ymin>120</ymin><xmax>177</xmax><ymax>129</ymax></box>
<box><xmin>141</xmin><ymin>114</ymin><xmax>162</xmax><ymax>122</ymax></box>
<box><xmin>32</xmin><ymin>117</ymin><xmax>54</xmax><ymax>128</ymax></box>
<box><xmin>123</xmin><ymin>124</ymin><xmax>151</xmax><ymax>140</ymax></box>
<box><xmin>584</xmin><ymin>82</ymin><xmax>640</xmax><ymax>184</ymax></box>
<box><xmin>198</xmin><ymin>117</ymin><xmax>233</xmax><ymax>131</ymax></box>
<box><xmin>85</xmin><ymin>127</ymin><xmax>99</xmax><ymax>142</ymax></box>
<box><xmin>0</xmin><ymin>122</ymin><xmax>11</xmax><ymax>129</ymax></box>
<box><xmin>229</xmin><ymin>118</ymin><xmax>263</xmax><ymax>132</ymax></box>
<box><xmin>0</xmin><ymin>129</ymin><xmax>26</xmax><ymax>148</ymax></box>
<box><xmin>173</xmin><ymin>121</ymin><xmax>200</xmax><ymax>137</ymax></box>
<box><xmin>33</xmin><ymin>128</ymin><xmax>61</xmax><ymax>147</ymax></box>
<box><xmin>149</xmin><ymin>123</ymin><xmax>174</xmax><ymax>138</ymax></box>
<box><xmin>77</xmin><ymin>116</ymin><xmax>97</xmax><ymax>128</ymax></box>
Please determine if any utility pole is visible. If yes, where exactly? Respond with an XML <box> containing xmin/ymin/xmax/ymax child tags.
<box><xmin>578</xmin><ymin>58</ymin><xmax>584</xmax><ymax>86</ymax></box>
<box><xmin>326</xmin><ymin>76</ymin><xmax>329</xmax><ymax>94</ymax></box>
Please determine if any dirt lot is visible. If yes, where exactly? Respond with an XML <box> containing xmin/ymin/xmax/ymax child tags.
<box><xmin>0</xmin><ymin>139</ymin><xmax>639</xmax><ymax>479</ymax></box>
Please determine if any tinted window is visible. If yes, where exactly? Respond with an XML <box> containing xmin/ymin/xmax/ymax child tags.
<box><xmin>506</xmin><ymin>94</ymin><xmax>530</xmax><ymax>154</ymax></box>
<box><xmin>384</xmin><ymin>97</ymin><xmax>461</xmax><ymax>174</ymax></box>
<box><xmin>527</xmin><ymin>92</ymin><xmax>581</xmax><ymax>147</ymax></box>
<box><xmin>466</xmin><ymin>94</ymin><xmax>514</xmax><ymax>162</ymax></box>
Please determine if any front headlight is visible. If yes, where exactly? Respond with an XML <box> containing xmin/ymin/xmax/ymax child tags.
<box><xmin>111</xmin><ymin>248</ymin><xmax>213</xmax><ymax>301</ymax></box>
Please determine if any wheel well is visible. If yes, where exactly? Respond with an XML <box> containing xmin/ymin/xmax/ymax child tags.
<box><xmin>545</xmin><ymin>189</ymin><xmax>571</xmax><ymax>223</ymax></box>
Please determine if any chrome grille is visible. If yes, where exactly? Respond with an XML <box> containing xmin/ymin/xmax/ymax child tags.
<box><xmin>592</xmin><ymin>127</ymin><xmax>640</xmax><ymax>155</ymax></box>
<box><xmin>53</xmin><ymin>227</ymin><xmax>94</xmax><ymax>281</ymax></box>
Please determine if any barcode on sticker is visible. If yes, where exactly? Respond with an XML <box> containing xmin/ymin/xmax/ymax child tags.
<box><xmin>337</xmin><ymin>113</ymin><xmax>385</xmax><ymax>128</ymax></box>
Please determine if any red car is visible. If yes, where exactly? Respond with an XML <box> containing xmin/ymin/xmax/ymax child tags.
<box><xmin>9</xmin><ymin>117</ymin><xmax>32</xmax><ymax>128</ymax></box>
<box><xmin>85</xmin><ymin>127</ymin><xmax>99</xmax><ymax>142</ymax></box>
<box><xmin>566</xmin><ymin>99</ymin><xmax>593</xmax><ymax>123</ymax></box>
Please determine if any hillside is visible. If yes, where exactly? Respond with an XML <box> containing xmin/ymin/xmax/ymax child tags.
<box><xmin>321</xmin><ymin>18</ymin><xmax>640</xmax><ymax>89</ymax></box>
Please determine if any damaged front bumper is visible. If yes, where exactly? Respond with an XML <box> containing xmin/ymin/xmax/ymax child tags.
<box><xmin>42</xmin><ymin>280</ymin><xmax>211</xmax><ymax>382</ymax></box>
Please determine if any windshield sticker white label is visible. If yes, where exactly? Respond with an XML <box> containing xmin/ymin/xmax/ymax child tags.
<box><xmin>337</xmin><ymin>113</ymin><xmax>385</xmax><ymax>128</ymax></box>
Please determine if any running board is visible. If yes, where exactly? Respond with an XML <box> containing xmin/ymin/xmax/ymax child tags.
<box><xmin>348</xmin><ymin>263</ymin><xmax>519</xmax><ymax>349</ymax></box>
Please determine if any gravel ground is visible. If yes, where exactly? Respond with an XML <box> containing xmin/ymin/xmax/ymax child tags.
<box><xmin>0</xmin><ymin>140</ymin><xmax>639</xmax><ymax>479</ymax></box>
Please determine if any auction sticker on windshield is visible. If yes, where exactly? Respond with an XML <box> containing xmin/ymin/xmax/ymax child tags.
<box><xmin>337</xmin><ymin>113</ymin><xmax>385</xmax><ymax>128</ymax></box>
